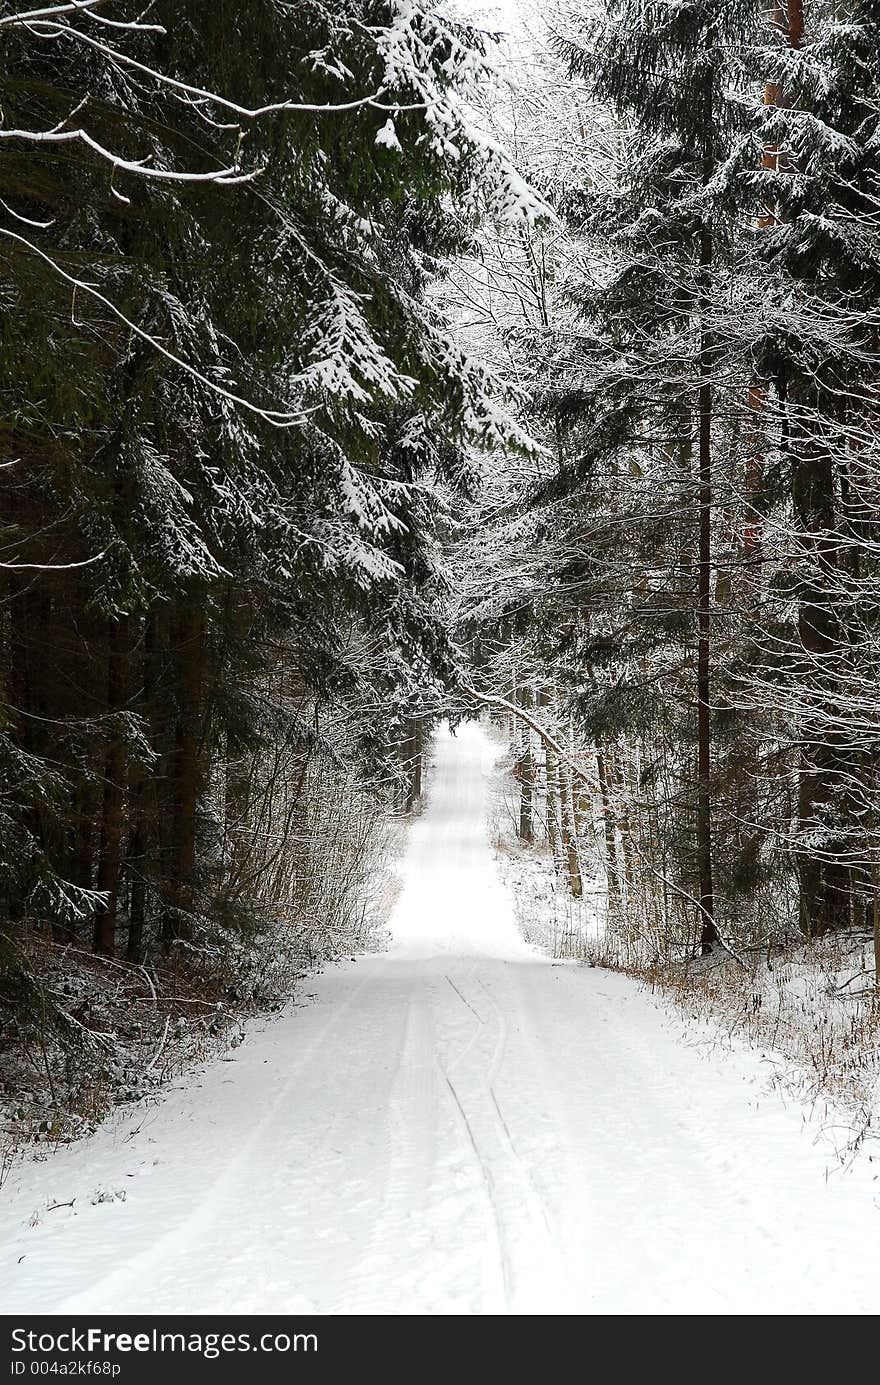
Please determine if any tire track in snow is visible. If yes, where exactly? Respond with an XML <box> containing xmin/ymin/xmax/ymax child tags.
<box><xmin>428</xmin><ymin>962</ymin><xmax>511</xmax><ymax>1309</ymax></box>
<box><xmin>478</xmin><ymin>972</ymin><xmax>558</xmax><ymax>1243</ymax></box>
<box><xmin>446</xmin><ymin>973</ymin><xmax>485</xmax><ymax>1024</ymax></box>
<box><xmin>437</xmin><ymin>1062</ymin><xmax>514</xmax><ymax>1310</ymax></box>
<box><xmin>54</xmin><ymin>966</ymin><xmax>378</xmax><ymax>1314</ymax></box>
<box><xmin>434</xmin><ymin>963</ymin><xmax>569</xmax><ymax>1312</ymax></box>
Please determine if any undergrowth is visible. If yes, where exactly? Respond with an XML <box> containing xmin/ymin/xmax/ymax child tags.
<box><xmin>488</xmin><ymin>736</ymin><xmax>880</xmax><ymax>1166</ymax></box>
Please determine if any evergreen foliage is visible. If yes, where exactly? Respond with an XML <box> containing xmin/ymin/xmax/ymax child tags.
<box><xmin>0</xmin><ymin>1</ymin><xmax>542</xmax><ymax>1105</ymax></box>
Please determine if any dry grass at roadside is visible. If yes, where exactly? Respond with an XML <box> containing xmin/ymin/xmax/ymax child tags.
<box><xmin>487</xmin><ymin>739</ymin><xmax>880</xmax><ymax>1166</ymax></box>
<box><xmin>642</xmin><ymin>937</ymin><xmax>880</xmax><ymax>1165</ymax></box>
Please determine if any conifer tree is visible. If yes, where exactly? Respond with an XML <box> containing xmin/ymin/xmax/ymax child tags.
<box><xmin>0</xmin><ymin>3</ymin><xmax>544</xmax><ymax>1044</ymax></box>
<box><xmin>551</xmin><ymin>0</ymin><xmax>759</xmax><ymax>950</ymax></box>
<box><xmin>688</xmin><ymin>0</ymin><xmax>880</xmax><ymax>938</ymax></box>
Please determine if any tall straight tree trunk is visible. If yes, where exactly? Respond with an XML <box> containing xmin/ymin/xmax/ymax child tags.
<box><xmin>595</xmin><ymin>745</ymin><xmax>621</xmax><ymax>923</ymax></box>
<box><xmin>165</xmin><ymin>602</ymin><xmax>205</xmax><ymax>944</ymax></box>
<box><xmin>793</xmin><ymin>426</ymin><xmax>850</xmax><ymax>936</ymax></box>
<box><xmin>697</xmin><ymin>218</ymin><xmax>719</xmax><ymax>953</ymax></box>
<box><xmin>508</xmin><ymin>667</ymin><xmax>517</xmax><ymax>759</ymax></box>
<box><xmin>873</xmin><ymin>763</ymin><xmax>880</xmax><ymax>990</ymax></box>
<box><xmin>67</xmin><ymin>789</ymin><xmax>95</xmax><ymax>940</ymax></box>
<box><xmin>538</xmin><ymin>689</ymin><xmax>564</xmax><ymax>873</ymax></box>
<box><xmin>403</xmin><ymin>714</ymin><xmax>423</xmax><ymax>814</ymax></box>
<box><xmin>7</xmin><ymin>576</ymin><xmax>53</xmax><ymax>926</ymax></box>
<box><xmin>607</xmin><ymin>749</ymin><xmax>635</xmax><ymax>919</ymax></box>
<box><xmin>126</xmin><ymin>615</ymin><xmax>156</xmax><ymax>963</ymax></box>
<box><xmin>94</xmin><ymin>616</ymin><xmax>130</xmax><ymax>956</ymax></box>
<box><xmin>544</xmin><ymin>740</ymin><xmax>564</xmax><ymax>871</ymax></box>
<box><xmin>558</xmin><ymin>720</ymin><xmax>583</xmax><ymax>899</ymax></box>
<box><xmin>518</xmin><ymin>683</ymin><xmax>535</xmax><ymax>843</ymax></box>
<box><xmin>412</xmin><ymin>729</ymin><xmax>423</xmax><ymax>803</ymax></box>
<box><xmin>223</xmin><ymin>733</ymin><xmax>250</xmax><ymax>878</ymax></box>
<box><xmin>586</xmin><ymin>666</ymin><xmax>621</xmax><ymax>920</ymax></box>
<box><xmin>126</xmin><ymin>781</ymin><xmax>146</xmax><ymax>963</ymax></box>
<box><xmin>767</xmin><ymin>0</ymin><xmax>848</xmax><ymax>938</ymax></box>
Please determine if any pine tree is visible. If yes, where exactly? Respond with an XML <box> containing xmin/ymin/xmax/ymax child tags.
<box><xmin>728</xmin><ymin>0</ymin><xmax>880</xmax><ymax>935</ymax></box>
<box><xmin>551</xmin><ymin>0</ymin><xmax>760</xmax><ymax>950</ymax></box>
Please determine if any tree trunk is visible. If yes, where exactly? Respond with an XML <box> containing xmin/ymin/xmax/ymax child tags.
<box><xmin>165</xmin><ymin>603</ymin><xmax>205</xmax><ymax>944</ymax></box>
<box><xmin>585</xmin><ymin>666</ymin><xmax>622</xmax><ymax>921</ymax></box>
<box><xmin>792</xmin><ymin>412</ymin><xmax>850</xmax><ymax>936</ymax></box>
<box><xmin>126</xmin><ymin>615</ymin><xmax>157</xmax><ymax>964</ymax></box>
<box><xmin>538</xmin><ymin>690</ymin><xmax>564</xmax><ymax>874</ymax></box>
<box><xmin>412</xmin><ymin>720</ymin><xmax>423</xmax><ymax>803</ymax></box>
<box><xmin>223</xmin><ymin>735</ymin><xmax>250</xmax><ymax>877</ymax></box>
<box><xmin>697</xmin><ymin>205</ymin><xmax>719</xmax><ymax>953</ymax></box>
<box><xmin>94</xmin><ymin>617</ymin><xmax>130</xmax><ymax>956</ymax></box>
<box><xmin>558</xmin><ymin>722</ymin><xmax>583</xmax><ymax>899</ymax></box>
<box><xmin>126</xmin><ymin>793</ymin><xmax>146</xmax><ymax>964</ymax></box>
<box><xmin>517</xmin><ymin>684</ymin><xmax>534</xmax><ymax>843</ymax></box>
<box><xmin>403</xmin><ymin>714</ymin><xmax>423</xmax><ymax>814</ymax></box>
<box><xmin>595</xmin><ymin>745</ymin><xmax>621</xmax><ymax>923</ymax></box>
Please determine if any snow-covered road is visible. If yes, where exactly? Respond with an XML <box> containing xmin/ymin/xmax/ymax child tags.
<box><xmin>2</xmin><ymin>722</ymin><xmax>880</xmax><ymax>1315</ymax></box>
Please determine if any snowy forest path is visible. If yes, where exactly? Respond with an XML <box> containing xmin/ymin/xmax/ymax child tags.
<box><xmin>2</xmin><ymin>723</ymin><xmax>880</xmax><ymax>1314</ymax></box>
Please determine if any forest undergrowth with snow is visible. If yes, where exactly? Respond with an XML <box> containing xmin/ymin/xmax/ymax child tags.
<box><xmin>489</xmin><ymin>734</ymin><xmax>880</xmax><ymax>1168</ymax></box>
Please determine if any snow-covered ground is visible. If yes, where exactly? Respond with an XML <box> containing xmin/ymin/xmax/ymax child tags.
<box><xmin>2</xmin><ymin>722</ymin><xmax>880</xmax><ymax>1315</ymax></box>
